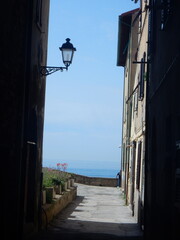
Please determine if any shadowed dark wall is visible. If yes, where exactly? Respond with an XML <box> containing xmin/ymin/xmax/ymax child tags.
<box><xmin>145</xmin><ymin>0</ymin><xmax>180</xmax><ymax>239</ymax></box>
<box><xmin>0</xmin><ymin>1</ymin><xmax>50</xmax><ymax>239</ymax></box>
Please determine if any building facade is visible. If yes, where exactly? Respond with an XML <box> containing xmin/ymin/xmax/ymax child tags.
<box><xmin>117</xmin><ymin>0</ymin><xmax>149</xmax><ymax>228</ymax></box>
<box><xmin>144</xmin><ymin>0</ymin><xmax>180</xmax><ymax>239</ymax></box>
<box><xmin>118</xmin><ymin>0</ymin><xmax>180</xmax><ymax>238</ymax></box>
<box><xmin>0</xmin><ymin>1</ymin><xmax>50</xmax><ymax>239</ymax></box>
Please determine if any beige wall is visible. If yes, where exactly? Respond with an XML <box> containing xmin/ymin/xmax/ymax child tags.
<box><xmin>120</xmin><ymin>1</ymin><xmax>149</xmax><ymax>226</ymax></box>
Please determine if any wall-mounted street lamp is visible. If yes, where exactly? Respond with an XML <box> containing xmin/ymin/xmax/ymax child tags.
<box><xmin>40</xmin><ymin>38</ymin><xmax>76</xmax><ymax>76</ymax></box>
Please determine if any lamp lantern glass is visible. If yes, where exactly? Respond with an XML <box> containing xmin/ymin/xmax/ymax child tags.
<box><xmin>60</xmin><ymin>38</ymin><xmax>76</xmax><ymax>68</ymax></box>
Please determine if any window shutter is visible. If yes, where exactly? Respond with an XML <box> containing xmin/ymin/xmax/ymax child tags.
<box><xmin>139</xmin><ymin>52</ymin><xmax>146</xmax><ymax>100</ymax></box>
<box><xmin>136</xmin><ymin>141</ymin><xmax>142</xmax><ymax>190</ymax></box>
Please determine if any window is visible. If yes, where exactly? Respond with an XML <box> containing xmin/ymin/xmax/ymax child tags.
<box><xmin>135</xmin><ymin>88</ymin><xmax>138</xmax><ymax>112</ymax></box>
<box><xmin>138</xmin><ymin>52</ymin><xmax>146</xmax><ymax>100</ymax></box>
<box><xmin>138</xmin><ymin>13</ymin><xmax>142</xmax><ymax>35</ymax></box>
<box><xmin>123</xmin><ymin>98</ymin><xmax>127</xmax><ymax>123</ymax></box>
<box><xmin>160</xmin><ymin>0</ymin><xmax>172</xmax><ymax>30</ymax></box>
<box><xmin>136</xmin><ymin>141</ymin><xmax>142</xmax><ymax>190</ymax></box>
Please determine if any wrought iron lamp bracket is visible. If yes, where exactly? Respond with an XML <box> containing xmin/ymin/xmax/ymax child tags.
<box><xmin>40</xmin><ymin>66</ymin><xmax>68</xmax><ymax>76</ymax></box>
<box><xmin>132</xmin><ymin>61</ymin><xmax>149</xmax><ymax>64</ymax></box>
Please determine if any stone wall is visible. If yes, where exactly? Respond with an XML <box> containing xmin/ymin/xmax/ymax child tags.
<box><xmin>41</xmin><ymin>186</ymin><xmax>77</xmax><ymax>229</ymax></box>
<box><xmin>71</xmin><ymin>173</ymin><xmax>118</xmax><ymax>187</ymax></box>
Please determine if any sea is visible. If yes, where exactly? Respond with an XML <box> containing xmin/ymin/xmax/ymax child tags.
<box><xmin>67</xmin><ymin>168</ymin><xmax>119</xmax><ymax>178</ymax></box>
<box><xmin>43</xmin><ymin>159</ymin><xmax>120</xmax><ymax>178</ymax></box>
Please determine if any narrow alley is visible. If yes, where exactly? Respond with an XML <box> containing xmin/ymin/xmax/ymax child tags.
<box><xmin>2</xmin><ymin>1</ymin><xmax>180</xmax><ymax>239</ymax></box>
<box><xmin>29</xmin><ymin>184</ymin><xmax>143</xmax><ymax>240</ymax></box>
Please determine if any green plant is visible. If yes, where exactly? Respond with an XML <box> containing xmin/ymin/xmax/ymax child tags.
<box><xmin>42</xmin><ymin>166</ymin><xmax>72</xmax><ymax>191</ymax></box>
<box><xmin>42</xmin><ymin>167</ymin><xmax>67</xmax><ymax>187</ymax></box>
<box><xmin>51</xmin><ymin>177</ymin><xmax>62</xmax><ymax>186</ymax></box>
<box><xmin>42</xmin><ymin>168</ymin><xmax>57</xmax><ymax>188</ymax></box>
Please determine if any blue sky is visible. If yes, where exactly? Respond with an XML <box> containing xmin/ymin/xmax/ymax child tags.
<box><xmin>43</xmin><ymin>0</ymin><xmax>139</xmax><ymax>170</ymax></box>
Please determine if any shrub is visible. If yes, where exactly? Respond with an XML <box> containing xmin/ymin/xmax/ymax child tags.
<box><xmin>51</xmin><ymin>177</ymin><xmax>62</xmax><ymax>186</ymax></box>
<box><xmin>42</xmin><ymin>164</ymin><xmax>72</xmax><ymax>189</ymax></box>
<box><xmin>42</xmin><ymin>168</ymin><xmax>57</xmax><ymax>188</ymax></box>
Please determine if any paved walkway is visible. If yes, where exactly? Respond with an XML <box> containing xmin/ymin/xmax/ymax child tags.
<box><xmin>30</xmin><ymin>184</ymin><xmax>143</xmax><ymax>240</ymax></box>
